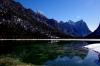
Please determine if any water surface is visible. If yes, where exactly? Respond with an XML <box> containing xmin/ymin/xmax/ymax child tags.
<box><xmin>0</xmin><ymin>41</ymin><xmax>100</xmax><ymax>66</ymax></box>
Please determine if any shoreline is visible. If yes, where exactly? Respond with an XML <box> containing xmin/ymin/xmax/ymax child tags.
<box><xmin>0</xmin><ymin>39</ymin><xmax>100</xmax><ymax>41</ymax></box>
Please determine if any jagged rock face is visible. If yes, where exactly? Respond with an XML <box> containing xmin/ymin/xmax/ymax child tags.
<box><xmin>74</xmin><ymin>20</ymin><xmax>91</xmax><ymax>37</ymax></box>
<box><xmin>0</xmin><ymin>0</ymin><xmax>72</xmax><ymax>39</ymax></box>
<box><xmin>46</xmin><ymin>19</ymin><xmax>91</xmax><ymax>37</ymax></box>
<box><xmin>58</xmin><ymin>20</ymin><xmax>91</xmax><ymax>37</ymax></box>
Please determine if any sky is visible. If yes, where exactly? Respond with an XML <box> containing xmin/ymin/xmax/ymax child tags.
<box><xmin>16</xmin><ymin>0</ymin><xmax>100</xmax><ymax>31</ymax></box>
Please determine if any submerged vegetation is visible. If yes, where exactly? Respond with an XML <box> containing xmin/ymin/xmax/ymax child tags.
<box><xmin>0</xmin><ymin>41</ymin><xmax>88</xmax><ymax>66</ymax></box>
<box><xmin>0</xmin><ymin>56</ymin><xmax>37</xmax><ymax>66</ymax></box>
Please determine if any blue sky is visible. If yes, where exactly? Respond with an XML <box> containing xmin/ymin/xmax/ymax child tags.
<box><xmin>16</xmin><ymin>0</ymin><xmax>100</xmax><ymax>31</ymax></box>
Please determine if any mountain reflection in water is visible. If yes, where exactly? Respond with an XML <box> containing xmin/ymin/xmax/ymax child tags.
<box><xmin>45</xmin><ymin>50</ymin><xmax>99</xmax><ymax>66</ymax></box>
<box><xmin>0</xmin><ymin>41</ymin><xmax>100</xmax><ymax>66</ymax></box>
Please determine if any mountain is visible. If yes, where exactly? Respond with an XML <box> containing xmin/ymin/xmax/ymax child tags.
<box><xmin>46</xmin><ymin>19</ymin><xmax>91</xmax><ymax>37</ymax></box>
<box><xmin>0</xmin><ymin>0</ymin><xmax>91</xmax><ymax>39</ymax></box>
<box><xmin>86</xmin><ymin>24</ymin><xmax>100</xmax><ymax>38</ymax></box>
<box><xmin>0</xmin><ymin>0</ymin><xmax>72</xmax><ymax>39</ymax></box>
<box><xmin>73</xmin><ymin>20</ymin><xmax>91</xmax><ymax>37</ymax></box>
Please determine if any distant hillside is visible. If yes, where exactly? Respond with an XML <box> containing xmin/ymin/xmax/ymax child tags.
<box><xmin>86</xmin><ymin>24</ymin><xmax>100</xmax><ymax>38</ymax></box>
<box><xmin>58</xmin><ymin>20</ymin><xmax>91</xmax><ymax>37</ymax></box>
<box><xmin>46</xmin><ymin>19</ymin><xmax>91</xmax><ymax>37</ymax></box>
<box><xmin>0</xmin><ymin>0</ymin><xmax>92</xmax><ymax>39</ymax></box>
<box><xmin>0</xmin><ymin>0</ymin><xmax>73</xmax><ymax>39</ymax></box>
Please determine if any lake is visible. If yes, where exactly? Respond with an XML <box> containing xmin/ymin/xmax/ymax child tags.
<box><xmin>0</xmin><ymin>41</ymin><xmax>100</xmax><ymax>66</ymax></box>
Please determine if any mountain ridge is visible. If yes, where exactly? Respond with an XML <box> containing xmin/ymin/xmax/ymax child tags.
<box><xmin>0</xmin><ymin>0</ymin><xmax>73</xmax><ymax>39</ymax></box>
<box><xmin>86</xmin><ymin>23</ymin><xmax>100</xmax><ymax>38</ymax></box>
<box><xmin>0</xmin><ymin>0</ymin><xmax>92</xmax><ymax>39</ymax></box>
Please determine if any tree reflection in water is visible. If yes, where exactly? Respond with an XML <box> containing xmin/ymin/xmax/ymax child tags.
<box><xmin>0</xmin><ymin>41</ymin><xmax>100</xmax><ymax>66</ymax></box>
